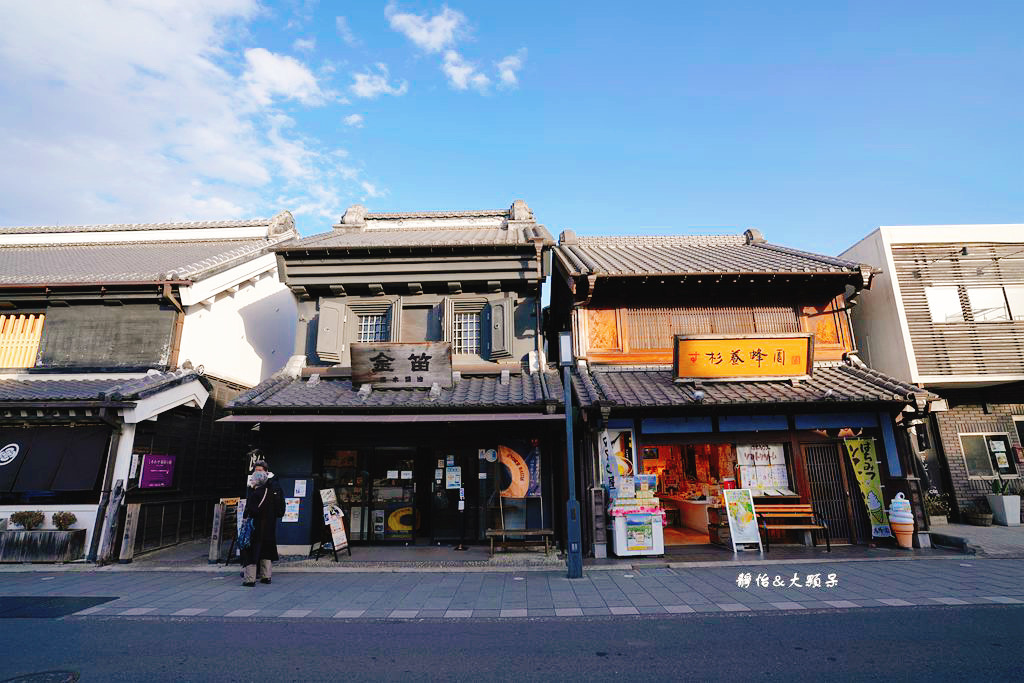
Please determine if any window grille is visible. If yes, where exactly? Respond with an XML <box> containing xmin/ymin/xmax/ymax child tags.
<box><xmin>357</xmin><ymin>313</ymin><xmax>390</xmax><ymax>343</ymax></box>
<box><xmin>453</xmin><ymin>312</ymin><xmax>481</xmax><ymax>354</ymax></box>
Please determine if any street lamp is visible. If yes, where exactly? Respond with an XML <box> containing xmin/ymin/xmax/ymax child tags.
<box><xmin>559</xmin><ymin>330</ymin><xmax>584</xmax><ymax>578</ymax></box>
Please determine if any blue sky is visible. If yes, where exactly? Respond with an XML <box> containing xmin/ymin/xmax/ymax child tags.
<box><xmin>0</xmin><ymin>1</ymin><xmax>1020</xmax><ymax>254</ymax></box>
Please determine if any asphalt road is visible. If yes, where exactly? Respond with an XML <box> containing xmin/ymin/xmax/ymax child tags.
<box><xmin>2</xmin><ymin>606</ymin><xmax>1021</xmax><ymax>682</ymax></box>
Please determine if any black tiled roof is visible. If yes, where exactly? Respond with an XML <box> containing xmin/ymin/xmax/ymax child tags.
<box><xmin>0</xmin><ymin>238</ymin><xmax>292</xmax><ymax>285</ymax></box>
<box><xmin>555</xmin><ymin>233</ymin><xmax>868</xmax><ymax>277</ymax></box>
<box><xmin>230</xmin><ymin>371</ymin><xmax>563</xmax><ymax>412</ymax></box>
<box><xmin>572</xmin><ymin>363</ymin><xmax>930</xmax><ymax>409</ymax></box>
<box><xmin>0</xmin><ymin>370</ymin><xmax>206</xmax><ymax>404</ymax></box>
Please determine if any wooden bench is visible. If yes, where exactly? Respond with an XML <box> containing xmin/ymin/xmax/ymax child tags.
<box><xmin>485</xmin><ymin>528</ymin><xmax>554</xmax><ymax>556</ymax></box>
<box><xmin>756</xmin><ymin>504</ymin><xmax>830</xmax><ymax>552</ymax></box>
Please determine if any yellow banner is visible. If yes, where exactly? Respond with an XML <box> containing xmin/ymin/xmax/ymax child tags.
<box><xmin>844</xmin><ymin>438</ymin><xmax>891</xmax><ymax>538</ymax></box>
<box><xmin>674</xmin><ymin>335</ymin><xmax>812</xmax><ymax>380</ymax></box>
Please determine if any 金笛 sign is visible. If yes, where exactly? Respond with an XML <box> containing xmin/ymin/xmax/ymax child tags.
<box><xmin>673</xmin><ymin>334</ymin><xmax>813</xmax><ymax>382</ymax></box>
<box><xmin>352</xmin><ymin>342</ymin><xmax>453</xmax><ymax>389</ymax></box>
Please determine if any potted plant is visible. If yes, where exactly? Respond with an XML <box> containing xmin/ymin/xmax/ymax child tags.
<box><xmin>924</xmin><ymin>491</ymin><xmax>951</xmax><ymax>526</ymax></box>
<box><xmin>986</xmin><ymin>475</ymin><xmax>1021</xmax><ymax>527</ymax></box>
<box><xmin>0</xmin><ymin>510</ymin><xmax>86</xmax><ymax>563</ymax></box>
<box><xmin>962</xmin><ymin>500</ymin><xmax>993</xmax><ymax>527</ymax></box>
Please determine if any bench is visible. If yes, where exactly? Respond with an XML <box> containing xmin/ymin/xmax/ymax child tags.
<box><xmin>485</xmin><ymin>528</ymin><xmax>554</xmax><ymax>556</ymax></box>
<box><xmin>756</xmin><ymin>504</ymin><xmax>830</xmax><ymax>552</ymax></box>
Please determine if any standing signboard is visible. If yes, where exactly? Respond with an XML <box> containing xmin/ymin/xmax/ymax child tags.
<box><xmin>723</xmin><ymin>488</ymin><xmax>763</xmax><ymax>553</ymax></box>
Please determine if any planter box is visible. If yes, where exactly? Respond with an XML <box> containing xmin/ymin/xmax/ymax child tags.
<box><xmin>986</xmin><ymin>494</ymin><xmax>1021</xmax><ymax>527</ymax></box>
<box><xmin>928</xmin><ymin>514</ymin><xmax>949</xmax><ymax>527</ymax></box>
<box><xmin>0</xmin><ymin>529</ymin><xmax>86</xmax><ymax>563</ymax></box>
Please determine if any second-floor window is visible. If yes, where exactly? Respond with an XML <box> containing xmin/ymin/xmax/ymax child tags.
<box><xmin>0</xmin><ymin>313</ymin><xmax>44</xmax><ymax>369</ymax></box>
<box><xmin>357</xmin><ymin>313</ymin><xmax>391</xmax><ymax>343</ymax></box>
<box><xmin>925</xmin><ymin>285</ymin><xmax>1024</xmax><ymax>323</ymax></box>
<box><xmin>452</xmin><ymin>311</ymin><xmax>481</xmax><ymax>354</ymax></box>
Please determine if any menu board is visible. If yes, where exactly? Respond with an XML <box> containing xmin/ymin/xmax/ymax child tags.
<box><xmin>723</xmin><ymin>488</ymin><xmax>763</xmax><ymax>553</ymax></box>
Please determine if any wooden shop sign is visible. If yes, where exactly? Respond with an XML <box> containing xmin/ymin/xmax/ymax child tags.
<box><xmin>673</xmin><ymin>334</ymin><xmax>813</xmax><ymax>382</ymax></box>
<box><xmin>352</xmin><ymin>342</ymin><xmax>453</xmax><ymax>389</ymax></box>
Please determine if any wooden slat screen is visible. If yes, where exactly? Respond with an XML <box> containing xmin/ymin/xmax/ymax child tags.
<box><xmin>625</xmin><ymin>306</ymin><xmax>800</xmax><ymax>350</ymax></box>
<box><xmin>893</xmin><ymin>243</ymin><xmax>1024</xmax><ymax>376</ymax></box>
<box><xmin>0</xmin><ymin>314</ymin><xmax>44</xmax><ymax>369</ymax></box>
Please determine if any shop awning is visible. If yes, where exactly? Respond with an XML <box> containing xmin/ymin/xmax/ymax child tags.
<box><xmin>219</xmin><ymin>413</ymin><xmax>565</xmax><ymax>423</ymax></box>
<box><xmin>0</xmin><ymin>426</ymin><xmax>109</xmax><ymax>493</ymax></box>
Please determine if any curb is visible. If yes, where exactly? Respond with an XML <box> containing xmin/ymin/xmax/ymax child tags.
<box><xmin>0</xmin><ymin>552</ymin><xmax>993</xmax><ymax>574</ymax></box>
<box><xmin>928</xmin><ymin>532</ymin><xmax>979</xmax><ymax>555</ymax></box>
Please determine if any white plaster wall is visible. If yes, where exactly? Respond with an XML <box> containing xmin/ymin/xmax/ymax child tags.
<box><xmin>840</xmin><ymin>230</ymin><xmax>916</xmax><ymax>382</ymax></box>
<box><xmin>178</xmin><ymin>269</ymin><xmax>297</xmax><ymax>387</ymax></box>
<box><xmin>0</xmin><ymin>504</ymin><xmax>99</xmax><ymax>557</ymax></box>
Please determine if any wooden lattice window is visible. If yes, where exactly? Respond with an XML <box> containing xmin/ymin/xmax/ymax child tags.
<box><xmin>0</xmin><ymin>313</ymin><xmax>44</xmax><ymax>369</ymax></box>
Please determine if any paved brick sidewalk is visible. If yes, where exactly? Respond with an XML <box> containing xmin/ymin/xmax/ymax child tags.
<box><xmin>2</xmin><ymin>558</ymin><xmax>1022</xmax><ymax>620</ymax></box>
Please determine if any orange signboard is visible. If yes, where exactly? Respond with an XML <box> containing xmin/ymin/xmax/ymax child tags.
<box><xmin>673</xmin><ymin>334</ymin><xmax>813</xmax><ymax>382</ymax></box>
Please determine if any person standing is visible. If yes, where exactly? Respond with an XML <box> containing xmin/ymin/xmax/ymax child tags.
<box><xmin>241</xmin><ymin>462</ymin><xmax>283</xmax><ymax>586</ymax></box>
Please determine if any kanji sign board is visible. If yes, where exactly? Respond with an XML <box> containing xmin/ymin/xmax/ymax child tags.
<box><xmin>352</xmin><ymin>342</ymin><xmax>453</xmax><ymax>389</ymax></box>
<box><xmin>673</xmin><ymin>334</ymin><xmax>813</xmax><ymax>382</ymax></box>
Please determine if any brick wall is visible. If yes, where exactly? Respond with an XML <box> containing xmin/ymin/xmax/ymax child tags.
<box><xmin>934</xmin><ymin>402</ymin><xmax>1024</xmax><ymax>522</ymax></box>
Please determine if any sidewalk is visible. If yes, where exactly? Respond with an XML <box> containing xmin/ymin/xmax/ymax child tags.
<box><xmin>2</xmin><ymin>557</ymin><xmax>1021</xmax><ymax>621</ymax></box>
<box><xmin>929</xmin><ymin>522</ymin><xmax>1024</xmax><ymax>557</ymax></box>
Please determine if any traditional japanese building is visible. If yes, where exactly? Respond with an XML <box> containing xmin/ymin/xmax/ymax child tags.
<box><xmin>0</xmin><ymin>213</ymin><xmax>298</xmax><ymax>561</ymax></box>
<box><xmin>225</xmin><ymin>202</ymin><xmax>566</xmax><ymax>554</ymax></box>
<box><xmin>549</xmin><ymin>229</ymin><xmax>933</xmax><ymax>556</ymax></box>
<box><xmin>841</xmin><ymin>224</ymin><xmax>1024</xmax><ymax>524</ymax></box>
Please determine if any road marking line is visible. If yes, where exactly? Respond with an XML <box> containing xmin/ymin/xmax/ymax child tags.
<box><xmin>931</xmin><ymin>597</ymin><xmax>968</xmax><ymax>605</ymax></box>
<box><xmin>333</xmin><ymin>609</ymin><xmax>366</xmax><ymax>618</ymax></box>
<box><xmin>226</xmin><ymin>609</ymin><xmax>258</xmax><ymax>617</ymax></box>
<box><xmin>983</xmin><ymin>596</ymin><xmax>1023</xmax><ymax>604</ymax></box>
<box><xmin>119</xmin><ymin>608</ymin><xmax>156</xmax><ymax>616</ymax></box>
<box><xmin>877</xmin><ymin>598</ymin><xmax>912</xmax><ymax>607</ymax></box>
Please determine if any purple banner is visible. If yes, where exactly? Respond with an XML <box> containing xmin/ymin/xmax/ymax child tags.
<box><xmin>139</xmin><ymin>454</ymin><xmax>176</xmax><ymax>489</ymax></box>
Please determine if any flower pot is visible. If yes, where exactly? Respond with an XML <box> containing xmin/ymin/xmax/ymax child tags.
<box><xmin>985</xmin><ymin>494</ymin><xmax>1021</xmax><ymax>527</ymax></box>
<box><xmin>0</xmin><ymin>529</ymin><xmax>86</xmax><ymax>563</ymax></box>
<box><xmin>963</xmin><ymin>511</ymin><xmax>993</xmax><ymax>527</ymax></box>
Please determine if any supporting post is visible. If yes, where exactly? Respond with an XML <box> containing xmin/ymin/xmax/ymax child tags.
<box><xmin>559</xmin><ymin>331</ymin><xmax>584</xmax><ymax>578</ymax></box>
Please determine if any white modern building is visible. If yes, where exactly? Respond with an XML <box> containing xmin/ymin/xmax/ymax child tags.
<box><xmin>841</xmin><ymin>224</ymin><xmax>1024</xmax><ymax>523</ymax></box>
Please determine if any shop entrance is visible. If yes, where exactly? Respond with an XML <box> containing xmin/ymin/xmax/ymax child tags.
<box><xmin>802</xmin><ymin>443</ymin><xmax>856</xmax><ymax>544</ymax></box>
<box><xmin>640</xmin><ymin>440</ymin><xmax>800</xmax><ymax>547</ymax></box>
<box><xmin>322</xmin><ymin>446</ymin><xmax>482</xmax><ymax>545</ymax></box>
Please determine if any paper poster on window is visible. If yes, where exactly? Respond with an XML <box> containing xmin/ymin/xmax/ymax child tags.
<box><xmin>294</xmin><ymin>480</ymin><xmax>306</xmax><ymax>497</ymax></box>
<box><xmin>283</xmin><ymin>498</ymin><xmax>300</xmax><ymax>523</ymax></box>
<box><xmin>598</xmin><ymin>428</ymin><xmax>636</xmax><ymax>487</ymax></box>
<box><xmin>991</xmin><ymin>439</ymin><xmax>1010</xmax><ymax>468</ymax></box>
<box><xmin>446</xmin><ymin>466</ymin><xmax>462</xmax><ymax>490</ymax></box>
<box><xmin>499</xmin><ymin>442</ymin><xmax>542</xmax><ymax>498</ymax></box>
<box><xmin>844</xmin><ymin>438</ymin><xmax>892</xmax><ymax>537</ymax></box>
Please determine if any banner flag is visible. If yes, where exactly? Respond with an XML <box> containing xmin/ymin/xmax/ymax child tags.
<box><xmin>844</xmin><ymin>438</ymin><xmax>892</xmax><ymax>538</ymax></box>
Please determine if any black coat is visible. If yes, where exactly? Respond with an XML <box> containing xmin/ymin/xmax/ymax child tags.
<box><xmin>241</xmin><ymin>478</ymin><xmax>283</xmax><ymax>564</ymax></box>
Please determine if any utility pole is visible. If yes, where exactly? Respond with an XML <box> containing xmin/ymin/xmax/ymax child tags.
<box><xmin>559</xmin><ymin>331</ymin><xmax>583</xmax><ymax>578</ymax></box>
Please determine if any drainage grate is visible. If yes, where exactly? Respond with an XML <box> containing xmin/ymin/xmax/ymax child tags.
<box><xmin>0</xmin><ymin>597</ymin><xmax>117</xmax><ymax>619</ymax></box>
<box><xmin>1</xmin><ymin>672</ymin><xmax>80</xmax><ymax>682</ymax></box>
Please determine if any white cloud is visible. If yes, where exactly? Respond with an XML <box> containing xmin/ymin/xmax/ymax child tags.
<box><xmin>496</xmin><ymin>49</ymin><xmax>526</xmax><ymax>88</ymax></box>
<box><xmin>350</xmin><ymin>63</ymin><xmax>408</xmax><ymax>99</ymax></box>
<box><xmin>0</xmin><ymin>0</ymin><xmax>381</xmax><ymax>226</ymax></box>
<box><xmin>292</xmin><ymin>37</ymin><xmax>315</xmax><ymax>52</ymax></box>
<box><xmin>442</xmin><ymin>51</ymin><xmax>489</xmax><ymax>93</ymax></box>
<box><xmin>360</xmin><ymin>181</ymin><xmax>385</xmax><ymax>198</ymax></box>
<box><xmin>343</xmin><ymin>114</ymin><xmax>364</xmax><ymax>128</ymax></box>
<box><xmin>335</xmin><ymin>16</ymin><xmax>357</xmax><ymax>46</ymax></box>
<box><xmin>385</xmin><ymin>2</ymin><xmax>465</xmax><ymax>53</ymax></box>
<box><xmin>243</xmin><ymin>47</ymin><xmax>324</xmax><ymax>106</ymax></box>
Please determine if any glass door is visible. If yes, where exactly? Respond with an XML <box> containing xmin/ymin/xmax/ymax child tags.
<box><xmin>369</xmin><ymin>448</ymin><xmax>417</xmax><ymax>542</ymax></box>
